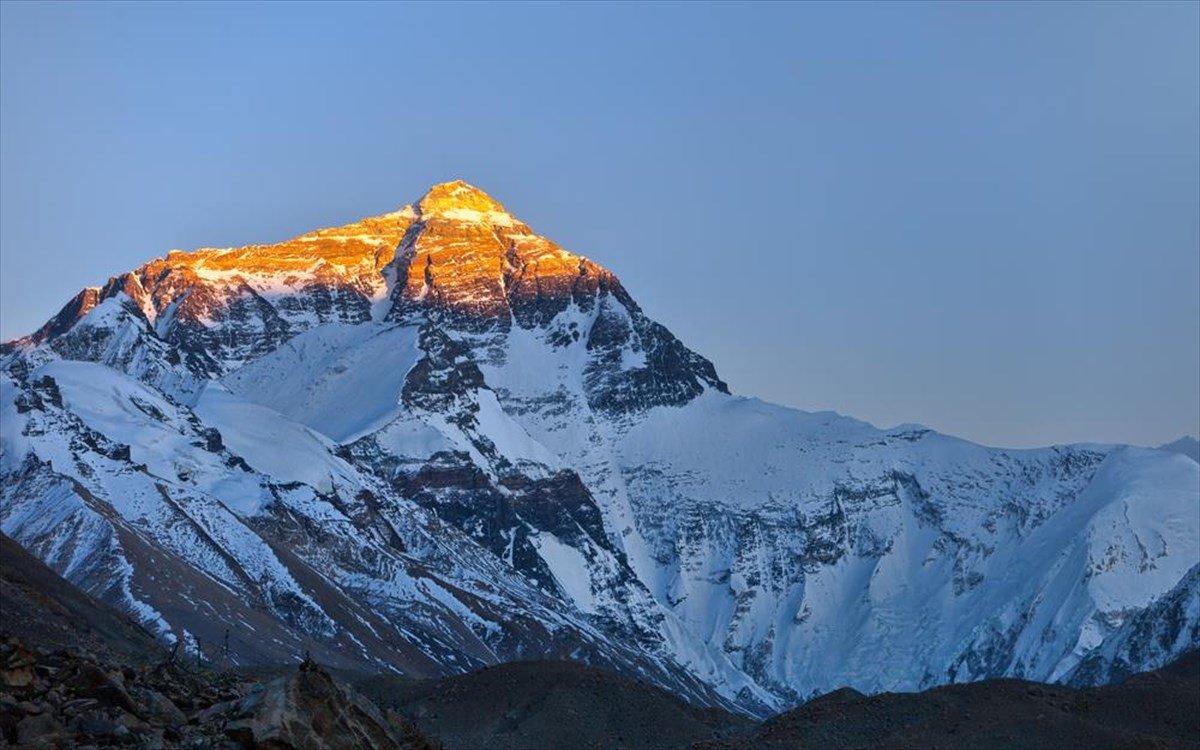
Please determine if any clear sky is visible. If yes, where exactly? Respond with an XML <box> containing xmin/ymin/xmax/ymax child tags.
<box><xmin>2</xmin><ymin>1</ymin><xmax>1197</xmax><ymax>449</ymax></box>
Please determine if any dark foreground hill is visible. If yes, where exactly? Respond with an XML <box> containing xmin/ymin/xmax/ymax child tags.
<box><xmin>359</xmin><ymin>660</ymin><xmax>755</xmax><ymax>750</ymax></box>
<box><xmin>359</xmin><ymin>653</ymin><xmax>1199</xmax><ymax>750</ymax></box>
<box><xmin>688</xmin><ymin>652</ymin><xmax>1200</xmax><ymax>750</ymax></box>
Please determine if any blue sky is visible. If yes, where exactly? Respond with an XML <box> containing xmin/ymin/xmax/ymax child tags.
<box><xmin>2</xmin><ymin>1</ymin><xmax>1197</xmax><ymax>448</ymax></box>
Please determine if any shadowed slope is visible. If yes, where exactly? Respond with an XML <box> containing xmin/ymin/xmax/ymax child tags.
<box><xmin>689</xmin><ymin>651</ymin><xmax>1200</xmax><ymax>750</ymax></box>
<box><xmin>0</xmin><ymin>531</ymin><xmax>162</xmax><ymax>663</ymax></box>
<box><xmin>360</xmin><ymin>660</ymin><xmax>755</xmax><ymax>750</ymax></box>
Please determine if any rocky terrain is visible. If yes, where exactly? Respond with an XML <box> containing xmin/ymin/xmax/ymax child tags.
<box><xmin>358</xmin><ymin>652</ymin><xmax>1199</xmax><ymax>750</ymax></box>
<box><xmin>2</xmin><ymin>181</ymin><xmax>1197</xmax><ymax>718</ymax></box>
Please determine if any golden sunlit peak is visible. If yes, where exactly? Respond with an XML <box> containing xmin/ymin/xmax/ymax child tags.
<box><xmin>417</xmin><ymin>180</ymin><xmax>507</xmax><ymax>217</ymax></box>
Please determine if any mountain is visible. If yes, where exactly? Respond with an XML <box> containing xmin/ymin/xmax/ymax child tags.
<box><xmin>360</xmin><ymin>660</ymin><xmax>755</xmax><ymax>750</ymax></box>
<box><xmin>1</xmin><ymin>530</ymin><xmax>162</xmax><ymax>664</ymax></box>
<box><xmin>2</xmin><ymin>180</ymin><xmax>1197</xmax><ymax>717</ymax></box>
<box><xmin>1</xmin><ymin>531</ymin><xmax>437</xmax><ymax>749</ymax></box>
<box><xmin>687</xmin><ymin>650</ymin><xmax>1200</xmax><ymax>750</ymax></box>
<box><xmin>1158</xmin><ymin>436</ymin><xmax>1200</xmax><ymax>463</ymax></box>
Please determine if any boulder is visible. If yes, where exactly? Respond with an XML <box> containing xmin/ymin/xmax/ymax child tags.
<box><xmin>1</xmin><ymin>642</ymin><xmax>36</xmax><ymax>688</ymax></box>
<box><xmin>16</xmin><ymin>712</ymin><xmax>68</xmax><ymax>747</ymax></box>
<box><xmin>223</xmin><ymin>661</ymin><xmax>408</xmax><ymax>750</ymax></box>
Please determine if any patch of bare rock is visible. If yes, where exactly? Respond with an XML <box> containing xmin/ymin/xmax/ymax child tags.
<box><xmin>0</xmin><ymin>640</ymin><xmax>437</xmax><ymax>750</ymax></box>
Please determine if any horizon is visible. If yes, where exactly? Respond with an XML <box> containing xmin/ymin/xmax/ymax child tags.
<box><xmin>2</xmin><ymin>1</ymin><xmax>1197</xmax><ymax>449</ymax></box>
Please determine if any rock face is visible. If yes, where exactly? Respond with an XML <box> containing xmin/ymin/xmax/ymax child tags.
<box><xmin>24</xmin><ymin>207</ymin><xmax>412</xmax><ymax>378</ymax></box>
<box><xmin>225</xmin><ymin>659</ymin><xmax>419</xmax><ymax>750</ymax></box>
<box><xmin>0</xmin><ymin>640</ymin><xmax>434</xmax><ymax>750</ymax></box>
<box><xmin>2</xmin><ymin>181</ymin><xmax>1198</xmax><ymax>717</ymax></box>
<box><xmin>389</xmin><ymin>181</ymin><xmax>613</xmax><ymax>326</ymax></box>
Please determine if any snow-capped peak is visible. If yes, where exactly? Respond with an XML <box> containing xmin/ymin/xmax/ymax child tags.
<box><xmin>2</xmin><ymin>181</ymin><xmax>1195</xmax><ymax>719</ymax></box>
<box><xmin>417</xmin><ymin>180</ymin><xmax>510</xmax><ymax>219</ymax></box>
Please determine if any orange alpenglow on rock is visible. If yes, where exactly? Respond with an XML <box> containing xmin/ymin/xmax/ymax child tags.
<box><xmin>22</xmin><ymin>181</ymin><xmax>629</xmax><ymax>358</ymax></box>
<box><xmin>390</xmin><ymin>181</ymin><xmax>623</xmax><ymax>327</ymax></box>
<box><xmin>417</xmin><ymin>179</ymin><xmax>509</xmax><ymax>215</ymax></box>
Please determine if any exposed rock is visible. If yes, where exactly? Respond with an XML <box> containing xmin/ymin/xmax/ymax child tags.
<box><xmin>16</xmin><ymin>711</ymin><xmax>68</xmax><ymax>747</ymax></box>
<box><xmin>69</xmin><ymin>661</ymin><xmax>141</xmax><ymax>716</ymax></box>
<box><xmin>0</xmin><ymin>532</ymin><xmax>437</xmax><ymax>750</ymax></box>
<box><xmin>2</xmin><ymin>642</ymin><xmax>36</xmax><ymax>688</ymax></box>
<box><xmin>223</xmin><ymin>659</ymin><xmax>421</xmax><ymax>750</ymax></box>
<box><xmin>388</xmin><ymin>181</ymin><xmax>625</xmax><ymax>331</ymax></box>
<box><xmin>16</xmin><ymin>205</ymin><xmax>413</xmax><ymax>374</ymax></box>
<box><xmin>0</xmin><ymin>637</ymin><xmax>436</xmax><ymax>750</ymax></box>
<box><xmin>134</xmin><ymin>685</ymin><xmax>188</xmax><ymax>726</ymax></box>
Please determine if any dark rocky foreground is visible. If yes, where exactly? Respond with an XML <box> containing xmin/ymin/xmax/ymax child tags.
<box><xmin>358</xmin><ymin>660</ymin><xmax>755</xmax><ymax>750</ymax></box>
<box><xmin>0</xmin><ymin>642</ymin><xmax>437</xmax><ymax>750</ymax></box>
<box><xmin>3</xmin><ymin>531</ymin><xmax>1197</xmax><ymax>750</ymax></box>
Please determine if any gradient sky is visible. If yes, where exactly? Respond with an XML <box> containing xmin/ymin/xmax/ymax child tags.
<box><xmin>2</xmin><ymin>1</ymin><xmax>1197</xmax><ymax>449</ymax></box>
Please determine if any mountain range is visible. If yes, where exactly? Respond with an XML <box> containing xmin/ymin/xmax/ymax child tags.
<box><xmin>2</xmin><ymin>180</ymin><xmax>1197</xmax><ymax>717</ymax></box>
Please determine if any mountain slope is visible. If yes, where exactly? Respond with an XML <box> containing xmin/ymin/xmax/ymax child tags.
<box><xmin>0</xmin><ymin>530</ymin><xmax>162</xmax><ymax>663</ymax></box>
<box><xmin>5</xmin><ymin>521</ymin><xmax>1191</xmax><ymax>750</ymax></box>
<box><xmin>361</xmin><ymin>660</ymin><xmax>755</xmax><ymax>750</ymax></box>
<box><xmin>688</xmin><ymin>650</ymin><xmax>1200</xmax><ymax>750</ymax></box>
<box><xmin>2</xmin><ymin>181</ymin><xmax>1197</xmax><ymax>716</ymax></box>
<box><xmin>0</xmin><ymin>532</ymin><xmax>437</xmax><ymax>750</ymax></box>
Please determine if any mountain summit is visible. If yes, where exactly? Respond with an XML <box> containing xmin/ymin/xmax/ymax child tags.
<box><xmin>2</xmin><ymin>182</ymin><xmax>1196</xmax><ymax>716</ymax></box>
<box><xmin>15</xmin><ymin>181</ymin><xmax>722</xmax><ymax>399</ymax></box>
<box><xmin>417</xmin><ymin>179</ymin><xmax>509</xmax><ymax>215</ymax></box>
<box><xmin>391</xmin><ymin>180</ymin><xmax>624</xmax><ymax>328</ymax></box>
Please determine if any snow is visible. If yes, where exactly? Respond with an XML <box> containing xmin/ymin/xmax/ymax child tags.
<box><xmin>469</xmin><ymin>308</ymin><xmax>1199</xmax><ymax>706</ymax></box>
<box><xmin>433</xmin><ymin>208</ymin><xmax>516</xmax><ymax>227</ymax></box>
<box><xmin>222</xmin><ymin>323</ymin><xmax>420</xmax><ymax>443</ymax></box>
<box><xmin>194</xmin><ymin>384</ymin><xmax>356</xmax><ymax>497</ymax></box>
<box><xmin>1157</xmin><ymin>436</ymin><xmax>1200</xmax><ymax>463</ymax></box>
<box><xmin>0</xmin><ymin>375</ymin><xmax>30</xmax><ymax>473</ymax></box>
<box><xmin>1078</xmin><ymin>449</ymin><xmax>1199</xmax><ymax>610</ymax></box>
<box><xmin>370</xmin><ymin>414</ymin><xmax>458</xmax><ymax>460</ymax></box>
<box><xmin>471</xmin><ymin>389</ymin><xmax>563</xmax><ymax>470</ymax></box>
<box><xmin>534</xmin><ymin>532</ymin><xmax>596</xmax><ymax>613</ymax></box>
<box><xmin>10</xmin><ymin>318</ymin><xmax>1195</xmax><ymax>714</ymax></box>
<box><xmin>370</xmin><ymin>264</ymin><xmax>398</xmax><ymax>321</ymax></box>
